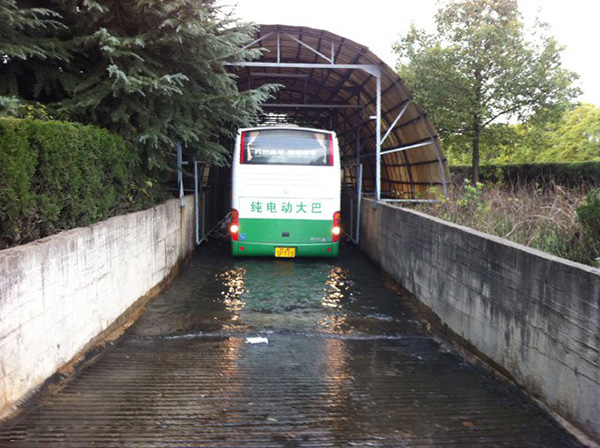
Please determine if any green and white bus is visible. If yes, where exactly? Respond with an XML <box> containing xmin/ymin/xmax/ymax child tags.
<box><xmin>229</xmin><ymin>126</ymin><xmax>341</xmax><ymax>258</ymax></box>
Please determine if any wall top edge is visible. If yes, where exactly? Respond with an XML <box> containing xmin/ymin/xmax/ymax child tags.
<box><xmin>363</xmin><ymin>197</ymin><xmax>600</xmax><ymax>276</ymax></box>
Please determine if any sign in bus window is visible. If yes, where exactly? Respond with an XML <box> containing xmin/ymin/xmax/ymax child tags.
<box><xmin>241</xmin><ymin>129</ymin><xmax>333</xmax><ymax>166</ymax></box>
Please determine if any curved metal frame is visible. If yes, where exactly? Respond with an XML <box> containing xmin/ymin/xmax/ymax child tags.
<box><xmin>226</xmin><ymin>26</ymin><xmax>450</xmax><ymax>202</ymax></box>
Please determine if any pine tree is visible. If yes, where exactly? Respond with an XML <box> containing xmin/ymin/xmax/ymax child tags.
<box><xmin>0</xmin><ymin>0</ymin><xmax>68</xmax><ymax>114</ymax></box>
<box><xmin>5</xmin><ymin>0</ymin><xmax>276</xmax><ymax>165</ymax></box>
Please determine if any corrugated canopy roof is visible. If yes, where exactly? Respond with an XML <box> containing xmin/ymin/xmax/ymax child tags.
<box><xmin>227</xmin><ymin>24</ymin><xmax>450</xmax><ymax>200</ymax></box>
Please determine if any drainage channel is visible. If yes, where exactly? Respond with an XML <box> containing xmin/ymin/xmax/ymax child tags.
<box><xmin>0</xmin><ymin>240</ymin><xmax>583</xmax><ymax>447</ymax></box>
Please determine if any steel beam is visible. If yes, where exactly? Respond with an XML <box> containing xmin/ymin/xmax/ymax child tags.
<box><xmin>384</xmin><ymin>76</ymin><xmax>450</xmax><ymax>200</ymax></box>
<box><xmin>226</xmin><ymin>62</ymin><xmax>381</xmax><ymax>78</ymax></box>
<box><xmin>283</xmin><ymin>32</ymin><xmax>333</xmax><ymax>63</ymax></box>
<box><xmin>384</xmin><ymin>158</ymin><xmax>447</xmax><ymax>168</ymax></box>
<box><xmin>382</xmin><ymin>199</ymin><xmax>442</xmax><ymax>204</ymax></box>
<box><xmin>176</xmin><ymin>141</ymin><xmax>185</xmax><ymax>207</ymax></box>
<box><xmin>381</xmin><ymin>100</ymin><xmax>410</xmax><ymax>145</ymax></box>
<box><xmin>250</xmin><ymin>72</ymin><xmax>310</xmax><ymax>79</ymax></box>
<box><xmin>262</xmin><ymin>103</ymin><xmax>363</xmax><ymax>109</ymax></box>
<box><xmin>375</xmin><ymin>75</ymin><xmax>382</xmax><ymax>201</ymax></box>
<box><xmin>379</xmin><ymin>139</ymin><xmax>434</xmax><ymax>156</ymax></box>
<box><xmin>242</xmin><ymin>31</ymin><xmax>274</xmax><ymax>50</ymax></box>
<box><xmin>426</xmin><ymin>125</ymin><xmax>450</xmax><ymax>198</ymax></box>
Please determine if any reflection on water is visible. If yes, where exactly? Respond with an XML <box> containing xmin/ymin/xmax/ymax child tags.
<box><xmin>218</xmin><ymin>261</ymin><xmax>360</xmax><ymax>334</ymax></box>
<box><xmin>317</xmin><ymin>314</ymin><xmax>348</xmax><ymax>334</ymax></box>
<box><xmin>132</xmin><ymin>242</ymin><xmax>424</xmax><ymax>338</ymax></box>
<box><xmin>322</xmin><ymin>267</ymin><xmax>351</xmax><ymax>309</ymax></box>
<box><xmin>220</xmin><ymin>267</ymin><xmax>246</xmax><ymax>313</ymax></box>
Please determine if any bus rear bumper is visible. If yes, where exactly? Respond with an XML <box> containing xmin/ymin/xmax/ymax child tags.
<box><xmin>231</xmin><ymin>241</ymin><xmax>339</xmax><ymax>258</ymax></box>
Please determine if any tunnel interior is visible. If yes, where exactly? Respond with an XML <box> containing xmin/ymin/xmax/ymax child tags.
<box><xmin>227</xmin><ymin>24</ymin><xmax>450</xmax><ymax>200</ymax></box>
<box><xmin>190</xmin><ymin>24</ymin><xmax>451</xmax><ymax>237</ymax></box>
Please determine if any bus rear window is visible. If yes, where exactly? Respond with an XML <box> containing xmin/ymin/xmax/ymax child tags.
<box><xmin>241</xmin><ymin>129</ymin><xmax>333</xmax><ymax>166</ymax></box>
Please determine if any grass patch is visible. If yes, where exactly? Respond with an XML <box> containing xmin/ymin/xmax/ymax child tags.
<box><xmin>414</xmin><ymin>181</ymin><xmax>600</xmax><ymax>267</ymax></box>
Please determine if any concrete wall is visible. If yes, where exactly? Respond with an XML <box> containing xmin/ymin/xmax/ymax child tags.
<box><xmin>0</xmin><ymin>196</ymin><xmax>196</xmax><ymax>417</ymax></box>
<box><xmin>360</xmin><ymin>198</ymin><xmax>600</xmax><ymax>442</ymax></box>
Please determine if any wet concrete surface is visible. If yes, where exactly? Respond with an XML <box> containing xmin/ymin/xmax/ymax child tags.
<box><xmin>0</xmin><ymin>240</ymin><xmax>583</xmax><ymax>447</ymax></box>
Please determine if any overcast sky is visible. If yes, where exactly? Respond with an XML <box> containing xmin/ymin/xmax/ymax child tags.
<box><xmin>232</xmin><ymin>0</ymin><xmax>600</xmax><ymax>106</ymax></box>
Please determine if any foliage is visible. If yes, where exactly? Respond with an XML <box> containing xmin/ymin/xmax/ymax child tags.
<box><xmin>0</xmin><ymin>96</ymin><xmax>21</xmax><ymax>117</ymax></box>
<box><xmin>456</xmin><ymin>178</ymin><xmax>484</xmax><ymax>208</ymax></box>
<box><xmin>0</xmin><ymin>0</ymin><xmax>65</xmax><ymax>60</ymax></box>
<box><xmin>442</xmin><ymin>122</ymin><xmax>528</xmax><ymax>165</ymax></box>
<box><xmin>536</xmin><ymin>104</ymin><xmax>600</xmax><ymax>162</ymax></box>
<box><xmin>0</xmin><ymin>0</ymin><xmax>68</xmax><ymax>112</ymax></box>
<box><xmin>576</xmin><ymin>188</ymin><xmax>600</xmax><ymax>263</ymax></box>
<box><xmin>415</xmin><ymin>182</ymin><xmax>598</xmax><ymax>266</ymax></box>
<box><xmin>2</xmin><ymin>0</ymin><xmax>277</xmax><ymax>167</ymax></box>
<box><xmin>445</xmin><ymin>104</ymin><xmax>600</xmax><ymax>165</ymax></box>
<box><xmin>0</xmin><ymin>98</ymin><xmax>56</xmax><ymax>120</ymax></box>
<box><xmin>443</xmin><ymin>121</ymin><xmax>547</xmax><ymax>165</ymax></box>
<box><xmin>450</xmin><ymin>162</ymin><xmax>600</xmax><ymax>189</ymax></box>
<box><xmin>394</xmin><ymin>0</ymin><xmax>580</xmax><ymax>182</ymax></box>
<box><xmin>0</xmin><ymin>117</ymin><xmax>162</xmax><ymax>249</ymax></box>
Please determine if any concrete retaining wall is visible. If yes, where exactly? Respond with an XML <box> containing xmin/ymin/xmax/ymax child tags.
<box><xmin>0</xmin><ymin>196</ymin><xmax>196</xmax><ymax>417</ymax></box>
<box><xmin>360</xmin><ymin>198</ymin><xmax>600</xmax><ymax>442</ymax></box>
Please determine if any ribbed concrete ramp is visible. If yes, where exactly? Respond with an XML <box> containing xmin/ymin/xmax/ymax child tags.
<box><xmin>0</xmin><ymin>242</ymin><xmax>582</xmax><ymax>447</ymax></box>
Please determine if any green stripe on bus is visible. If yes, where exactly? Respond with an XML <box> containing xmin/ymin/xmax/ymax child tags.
<box><xmin>231</xmin><ymin>218</ymin><xmax>339</xmax><ymax>257</ymax></box>
<box><xmin>232</xmin><ymin>241</ymin><xmax>339</xmax><ymax>258</ymax></box>
<box><xmin>237</xmin><ymin>218</ymin><xmax>334</xmax><ymax>244</ymax></box>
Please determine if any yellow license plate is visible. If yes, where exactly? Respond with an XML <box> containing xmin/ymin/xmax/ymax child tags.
<box><xmin>275</xmin><ymin>247</ymin><xmax>296</xmax><ymax>258</ymax></box>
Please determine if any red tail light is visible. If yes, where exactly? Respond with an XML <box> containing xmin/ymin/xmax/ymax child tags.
<box><xmin>329</xmin><ymin>134</ymin><xmax>334</xmax><ymax>165</ymax></box>
<box><xmin>230</xmin><ymin>209</ymin><xmax>239</xmax><ymax>241</ymax></box>
<box><xmin>332</xmin><ymin>211</ymin><xmax>341</xmax><ymax>243</ymax></box>
<box><xmin>240</xmin><ymin>132</ymin><xmax>245</xmax><ymax>164</ymax></box>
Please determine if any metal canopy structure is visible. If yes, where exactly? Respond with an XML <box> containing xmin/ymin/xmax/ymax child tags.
<box><xmin>227</xmin><ymin>24</ymin><xmax>450</xmax><ymax>201</ymax></box>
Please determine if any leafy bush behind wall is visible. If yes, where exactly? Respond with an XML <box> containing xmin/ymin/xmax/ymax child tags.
<box><xmin>0</xmin><ymin>118</ymin><xmax>153</xmax><ymax>249</ymax></box>
<box><xmin>450</xmin><ymin>163</ymin><xmax>600</xmax><ymax>189</ymax></box>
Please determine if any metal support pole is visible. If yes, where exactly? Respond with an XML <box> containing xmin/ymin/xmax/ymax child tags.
<box><xmin>195</xmin><ymin>169</ymin><xmax>231</xmax><ymax>245</ymax></box>
<box><xmin>194</xmin><ymin>160</ymin><xmax>201</xmax><ymax>245</ymax></box>
<box><xmin>357</xmin><ymin>164</ymin><xmax>363</xmax><ymax>244</ymax></box>
<box><xmin>350</xmin><ymin>197</ymin><xmax>354</xmax><ymax>241</ymax></box>
<box><xmin>176</xmin><ymin>141</ymin><xmax>185</xmax><ymax>207</ymax></box>
<box><xmin>355</xmin><ymin>122</ymin><xmax>361</xmax><ymax>168</ymax></box>
<box><xmin>202</xmin><ymin>191</ymin><xmax>206</xmax><ymax>238</ymax></box>
<box><xmin>276</xmin><ymin>31</ymin><xmax>281</xmax><ymax>63</ymax></box>
<box><xmin>376</xmin><ymin>75</ymin><xmax>382</xmax><ymax>202</ymax></box>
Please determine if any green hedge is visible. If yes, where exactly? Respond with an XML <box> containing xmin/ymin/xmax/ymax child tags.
<box><xmin>0</xmin><ymin>118</ymin><xmax>146</xmax><ymax>249</ymax></box>
<box><xmin>450</xmin><ymin>162</ymin><xmax>600</xmax><ymax>188</ymax></box>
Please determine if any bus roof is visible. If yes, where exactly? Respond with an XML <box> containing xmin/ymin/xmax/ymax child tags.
<box><xmin>238</xmin><ymin>126</ymin><xmax>336</xmax><ymax>136</ymax></box>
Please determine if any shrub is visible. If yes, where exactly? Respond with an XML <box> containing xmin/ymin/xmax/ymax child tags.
<box><xmin>450</xmin><ymin>162</ymin><xmax>600</xmax><ymax>189</ymax></box>
<box><xmin>0</xmin><ymin>119</ymin><xmax>37</xmax><ymax>243</ymax></box>
<box><xmin>0</xmin><ymin>118</ymin><xmax>158</xmax><ymax>249</ymax></box>
<box><xmin>576</xmin><ymin>189</ymin><xmax>600</xmax><ymax>264</ymax></box>
<box><xmin>415</xmin><ymin>182</ymin><xmax>599</xmax><ymax>267</ymax></box>
<box><xmin>577</xmin><ymin>189</ymin><xmax>600</xmax><ymax>238</ymax></box>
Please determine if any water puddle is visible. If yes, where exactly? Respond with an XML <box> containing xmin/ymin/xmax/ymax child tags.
<box><xmin>131</xmin><ymin>240</ymin><xmax>424</xmax><ymax>339</ymax></box>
